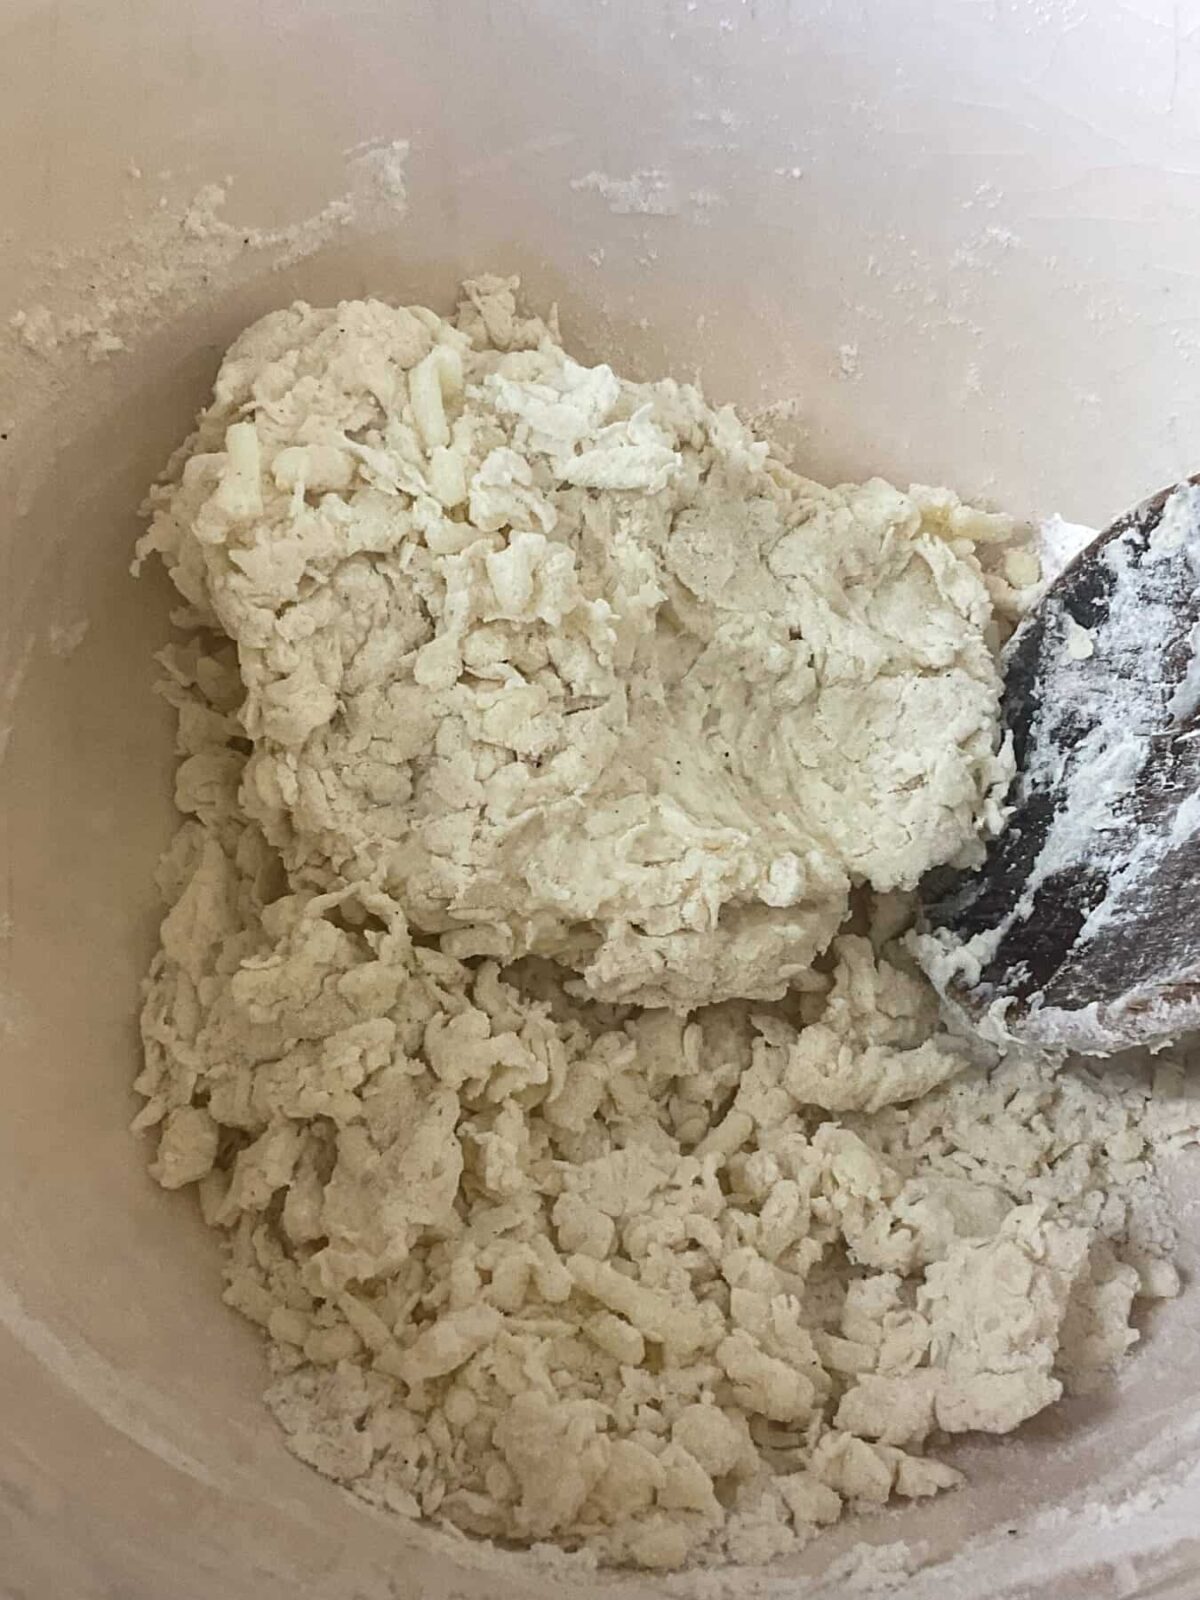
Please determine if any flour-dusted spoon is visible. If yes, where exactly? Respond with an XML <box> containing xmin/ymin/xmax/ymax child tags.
<box><xmin>918</xmin><ymin>475</ymin><xmax>1200</xmax><ymax>1054</ymax></box>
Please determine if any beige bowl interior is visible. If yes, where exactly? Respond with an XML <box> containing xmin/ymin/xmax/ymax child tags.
<box><xmin>3</xmin><ymin>2</ymin><xmax>1200</xmax><ymax>1596</ymax></box>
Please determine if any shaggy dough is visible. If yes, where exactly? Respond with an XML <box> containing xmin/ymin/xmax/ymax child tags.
<box><xmin>141</xmin><ymin>282</ymin><xmax>1011</xmax><ymax>1010</ymax></box>
<box><xmin>134</xmin><ymin>277</ymin><xmax>1194</xmax><ymax>1570</ymax></box>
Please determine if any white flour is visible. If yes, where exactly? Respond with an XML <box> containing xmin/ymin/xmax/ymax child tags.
<box><xmin>8</xmin><ymin>142</ymin><xmax>410</xmax><ymax>368</ymax></box>
<box><xmin>133</xmin><ymin>278</ymin><xmax>1200</xmax><ymax>1570</ymax></box>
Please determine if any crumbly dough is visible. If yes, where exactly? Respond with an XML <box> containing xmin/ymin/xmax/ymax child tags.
<box><xmin>134</xmin><ymin>277</ymin><xmax>1194</xmax><ymax>1570</ymax></box>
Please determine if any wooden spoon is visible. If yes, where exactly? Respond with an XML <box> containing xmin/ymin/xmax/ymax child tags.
<box><xmin>918</xmin><ymin>475</ymin><xmax>1200</xmax><ymax>1054</ymax></box>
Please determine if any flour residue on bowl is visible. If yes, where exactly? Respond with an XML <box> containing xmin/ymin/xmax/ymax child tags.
<box><xmin>6</xmin><ymin>140</ymin><xmax>411</xmax><ymax>369</ymax></box>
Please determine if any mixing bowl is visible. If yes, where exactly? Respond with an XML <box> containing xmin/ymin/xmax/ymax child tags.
<box><xmin>2</xmin><ymin>2</ymin><xmax>1199</xmax><ymax>1595</ymax></box>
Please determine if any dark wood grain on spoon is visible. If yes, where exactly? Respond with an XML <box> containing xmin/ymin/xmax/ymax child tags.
<box><xmin>920</xmin><ymin>474</ymin><xmax>1200</xmax><ymax>1054</ymax></box>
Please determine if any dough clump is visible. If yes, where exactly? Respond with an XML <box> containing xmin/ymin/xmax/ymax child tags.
<box><xmin>135</xmin><ymin>277</ymin><xmax>1196</xmax><ymax>1569</ymax></box>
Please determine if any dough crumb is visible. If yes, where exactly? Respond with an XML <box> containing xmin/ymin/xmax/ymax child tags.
<box><xmin>135</xmin><ymin>276</ymin><xmax>1199</xmax><ymax>1570</ymax></box>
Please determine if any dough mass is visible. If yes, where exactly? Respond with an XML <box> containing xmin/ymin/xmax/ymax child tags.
<box><xmin>135</xmin><ymin>278</ymin><xmax>1191</xmax><ymax>1569</ymax></box>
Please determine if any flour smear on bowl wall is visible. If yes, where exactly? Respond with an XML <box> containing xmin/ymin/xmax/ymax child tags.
<box><xmin>130</xmin><ymin>275</ymin><xmax>1200</xmax><ymax>1570</ymax></box>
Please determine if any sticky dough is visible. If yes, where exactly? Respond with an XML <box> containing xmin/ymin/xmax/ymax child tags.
<box><xmin>141</xmin><ymin>277</ymin><xmax>1011</xmax><ymax>1009</ymax></box>
<box><xmin>134</xmin><ymin>276</ymin><xmax>1194</xmax><ymax>1570</ymax></box>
